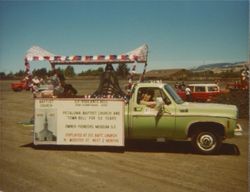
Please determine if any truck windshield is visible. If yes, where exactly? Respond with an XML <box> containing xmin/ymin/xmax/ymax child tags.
<box><xmin>164</xmin><ymin>84</ymin><xmax>184</xmax><ymax>104</ymax></box>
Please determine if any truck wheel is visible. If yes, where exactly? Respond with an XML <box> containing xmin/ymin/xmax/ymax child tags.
<box><xmin>191</xmin><ymin>130</ymin><xmax>221</xmax><ymax>155</ymax></box>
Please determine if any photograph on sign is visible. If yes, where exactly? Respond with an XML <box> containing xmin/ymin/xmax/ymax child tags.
<box><xmin>34</xmin><ymin>109</ymin><xmax>57</xmax><ymax>145</ymax></box>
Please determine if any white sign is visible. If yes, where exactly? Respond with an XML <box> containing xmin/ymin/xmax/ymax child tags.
<box><xmin>34</xmin><ymin>98</ymin><xmax>124</xmax><ymax>146</ymax></box>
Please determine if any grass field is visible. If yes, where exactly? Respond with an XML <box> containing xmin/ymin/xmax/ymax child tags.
<box><xmin>0</xmin><ymin>80</ymin><xmax>249</xmax><ymax>192</ymax></box>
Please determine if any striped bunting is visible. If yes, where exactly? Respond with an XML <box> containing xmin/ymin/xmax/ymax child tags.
<box><xmin>25</xmin><ymin>54</ymin><xmax>142</xmax><ymax>63</ymax></box>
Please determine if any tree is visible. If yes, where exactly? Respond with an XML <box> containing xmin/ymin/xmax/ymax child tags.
<box><xmin>64</xmin><ymin>66</ymin><xmax>75</xmax><ymax>77</ymax></box>
<box><xmin>6</xmin><ymin>72</ymin><xmax>14</xmax><ymax>79</ymax></box>
<box><xmin>97</xmin><ymin>67</ymin><xmax>104</xmax><ymax>74</ymax></box>
<box><xmin>116</xmin><ymin>64</ymin><xmax>129</xmax><ymax>78</ymax></box>
<box><xmin>48</xmin><ymin>67</ymin><xmax>64</xmax><ymax>77</ymax></box>
<box><xmin>15</xmin><ymin>70</ymin><xmax>26</xmax><ymax>77</ymax></box>
<box><xmin>33</xmin><ymin>68</ymin><xmax>47</xmax><ymax>77</ymax></box>
<box><xmin>78</xmin><ymin>67</ymin><xmax>104</xmax><ymax>76</ymax></box>
<box><xmin>0</xmin><ymin>72</ymin><xmax>6</xmax><ymax>79</ymax></box>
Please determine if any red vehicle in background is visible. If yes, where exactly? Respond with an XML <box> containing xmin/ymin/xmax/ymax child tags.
<box><xmin>226</xmin><ymin>81</ymin><xmax>249</xmax><ymax>90</ymax></box>
<box><xmin>11</xmin><ymin>79</ymin><xmax>29</xmax><ymax>91</ymax></box>
<box><xmin>177</xmin><ymin>83</ymin><xmax>225</xmax><ymax>102</ymax></box>
<box><xmin>226</xmin><ymin>67</ymin><xmax>249</xmax><ymax>90</ymax></box>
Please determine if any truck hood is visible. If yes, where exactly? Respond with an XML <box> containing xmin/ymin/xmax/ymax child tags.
<box><xmin>177</xmin><ymin>102</ymin><xmax>238</xmax><ymax>119</ymax></box>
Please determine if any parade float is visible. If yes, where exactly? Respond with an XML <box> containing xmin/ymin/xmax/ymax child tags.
<box><xmin>23</xmin><ymin>45</ymin><xmax>241</xmax><ymax>154</ymax></box>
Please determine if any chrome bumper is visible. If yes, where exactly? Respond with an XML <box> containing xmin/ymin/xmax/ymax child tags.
<box><xmin>234</xmin><ymin>123</ymin><xmax>243</xmax><ymax>136</ymax></box>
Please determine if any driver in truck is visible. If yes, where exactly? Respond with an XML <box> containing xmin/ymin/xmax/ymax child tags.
<box><xmin>139</xmin><ymin>89</ymin><xmax>156</xmax><ymax>108</ymax></box>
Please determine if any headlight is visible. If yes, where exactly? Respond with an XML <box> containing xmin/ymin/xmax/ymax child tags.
<box><xmin>234</xmin><ymin>123</ymin><xmax>243</xmax><ymax>136</ymax></box>
<box><xmin>236</xmin><ymin>107</ymin><xmax>239</xmax><ymax>119</ymax></box>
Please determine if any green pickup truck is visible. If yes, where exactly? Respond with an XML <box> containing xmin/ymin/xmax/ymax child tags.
<box><xmin>125</xmin><ymin>82</ymin><xmax>241</xmax><ymax>154</ymax></box>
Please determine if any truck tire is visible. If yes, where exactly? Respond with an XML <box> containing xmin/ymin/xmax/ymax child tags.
<box><xmin>191</xmin><ymin>130</ymin><xmax>221</xmax><ymax>155</ymax></box>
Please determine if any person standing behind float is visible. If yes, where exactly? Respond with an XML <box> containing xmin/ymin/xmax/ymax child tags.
<box><xmin>185</xmin><ymin>86</ymin><xmax>192</xmax><ymax>102</ymax></box>
<box><xmin>51</xmin><ymin>71</ymin><xmax>64</xmax><ymax>96</ymax></box>
<box><xmin>31</xmin><ymin>76</ymin><xmax>40</xmax><ymax>93</ymax></box>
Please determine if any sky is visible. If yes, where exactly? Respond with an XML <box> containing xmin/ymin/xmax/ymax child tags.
<box><xmin>0</xmin><ymin>0</ymin><xmax>249</xmax><ymax>73</ymax></box>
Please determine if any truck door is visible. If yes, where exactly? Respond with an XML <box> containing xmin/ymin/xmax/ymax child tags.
<box><xmin>129</xmin><ymin>87</ymin><xmax>176</xmax><ymax>139</ymax></box>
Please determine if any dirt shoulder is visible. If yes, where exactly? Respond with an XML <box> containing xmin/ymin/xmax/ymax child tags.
<box><xmin>0</xmin><ymin>80</ymin><xmax>248</xmax><ymax>192</ymax></box>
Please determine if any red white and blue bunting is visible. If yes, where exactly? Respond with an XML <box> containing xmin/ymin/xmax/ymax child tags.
<box><xmin>24</xmin><ymin>44</ymin><xmax>148</xmax><ymax>83</ymax></box>
<box><xmin>26</xmin><ymin>54</ymin><xmax>142</xmax><ymax>63</ymax></box>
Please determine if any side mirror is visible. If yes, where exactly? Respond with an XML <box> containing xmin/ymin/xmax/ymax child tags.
<box><xmin>155</xmin><ymin>97</ymin><xmax>172</xmax><ymax>116</ymax></box>
<box><xmin>164</xmin><ymin>97</ymin><xmax>171</xmax><ymax>105</ymax></box>
<box><xmin>155</xmin><ymin>97</ymin><xmax>164</xmax><ymax>117</ymax></box>
<box><xmin>155</xmin><ymin>97</ymin><xmax>164</xmax><ymax>111</ymax></box>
